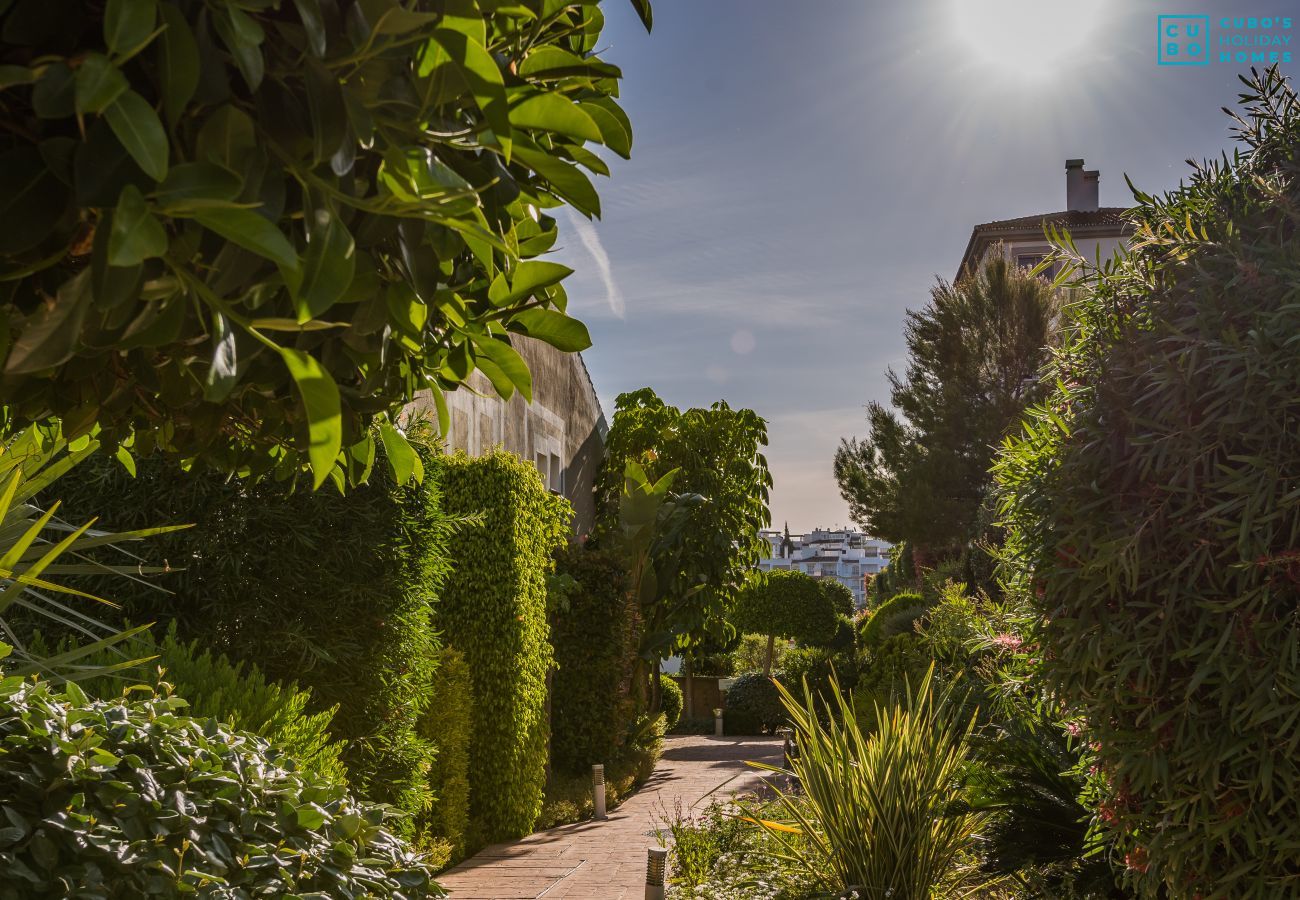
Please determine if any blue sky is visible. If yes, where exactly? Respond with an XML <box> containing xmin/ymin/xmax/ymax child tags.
<box><xmin>552</xmin><ymin>0</ymin><xmax>1296</xmax><ymax>532</ymax></box>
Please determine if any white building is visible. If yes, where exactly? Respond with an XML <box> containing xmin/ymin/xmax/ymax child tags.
<box><xmin>757</xmin><ymin>527</ymin><xmax>892</xmax><ymax>611</ymax></box>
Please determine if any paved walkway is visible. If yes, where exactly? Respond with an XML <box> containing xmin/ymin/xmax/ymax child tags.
<box><xmin>438</xmin><ymin>735</ymin><xmax>784</xmax><ymax>899</ymax></box>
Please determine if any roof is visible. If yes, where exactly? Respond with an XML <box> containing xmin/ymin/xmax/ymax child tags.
<box><xmin>956</xmin><ymin>207</ymin><xmax>1134</xmax><ymax>279</ymax></box>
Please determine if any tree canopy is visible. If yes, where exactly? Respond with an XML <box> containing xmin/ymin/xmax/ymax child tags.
<box><xmin>596</xmin><ymin>387</ymin><xmax>771</xmax><ymax>656</ymax></box>
<box><xmin>834</xmin><ymin>255</ymin><xmax>1058</xmax><ymax>556</ymax></box>
<box><xmin>0</xmin><ymin>0</ymin><xmax>650</xmax><ymax>487</ymax></box>
<box><xmin>732</xmin><ymin>570</ymin><xmax>837</xmax><ymax>675</ymax></box>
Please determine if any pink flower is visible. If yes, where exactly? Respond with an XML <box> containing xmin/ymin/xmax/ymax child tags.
<box><xmin>991</xmin><ymin>633</ymin><xmax>1023</xmax><ymax>652</ymax></box>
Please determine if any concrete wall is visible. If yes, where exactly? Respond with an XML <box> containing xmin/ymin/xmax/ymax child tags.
<box><xmin>408</xmin><ymin>339</ymin><xmax>606</xmax><ymax>534</ymax></box>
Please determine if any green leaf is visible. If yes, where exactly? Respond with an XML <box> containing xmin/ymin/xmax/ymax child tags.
<box><xmin>104</xmin><ymin>0</ymin><xmax>157</xmax><ymax>55</ymax></box>
<box><xmin>5</xmin><ymin>270</ymin><xmax>93</xmax><ymax>375</ymax></box>
<box><xmin>108</xmin><ymin>185</ymin><xmax>167</xmax><ymax>266</ymax></box>
<box><xmin>508</xmin><ymin>92</ymin><xmax>603</xmax><ymax>144</ymax></box>
<box><xmin>511</xmin><ymin>139</ymin><xmax>599</xmax><ymax>216</ymax></box>
<box><xmin>293</xmin><ymin>0</ymin><xmax>327</xmax><ymax>57</ymax></box>
<box><xmin>32</xmin><ymin>63</ymin><xmax>75</xmax><ymax>119</ymax></box>
<box><xmin>114</xmin><ymin>444</ymin><xmax>137</xmax><ymax>476</ymax></box>
<box><xmin>518</xmin><ymin>47</ymin><xmax>621</xmax><ymax>80</ymax></box>
<box><xmin>74</xmin><ymin>54</ymin><xmax>128</xmax><ymax>114</ymax></box>
<box><xmin>490</xmin><ymin>260</ymin><xmax>572</xmax><ymax>307</ymax></box>
<box><xmin>627</xmin><ymin>0</ymin><xmax>654</xmax><ymax>32</ymax></box>
<box><xmin>191</xmin><ymin>208</ymin><xmax>297</xmax><ymax>272</ymax></box>
<box><xmin>431</xmin><ymin>28</ymin><xmax>511</xmax><ymax>158</ymax></box>
<box><xmin>379</xmin><ymin>422</ymin><xmax>422</xmax><ymax>485</ymax></box>
<box><xmin>0</xmin><ymin>147</ymin><xmax>71</xmax><ymax>255</ymax></box>
<box><xmin>474</xmin><ymin>335</ymin><xmax>532</xmax><ymax>402</ymax></box>
<box><xmin>154</xmin><ymin>162</ymin><xmax>243</xmax><ymax>209</ymax></box>
<box><xmin>293</xmin><ymin>208</ymin><xmax>355</xmax><ymax>322</ymax></box>
<box><xmin>512</xmin><ymin>307</ymin><xmax>591</xmax><ymax>352</ymax></box>
<box><xmin>157</xmin><ymin>3</ymin><xmax>199</xmax><ymax>127</ymax></box>
<box><xmin>0</xmin><ymin>65</ymin><xmax>35</xmax><ymax>89</ymax></box>
<box><xmin>204</xmin><ymin>312</ymin><xmax>238</xmax><ymax>402</ymax></box>
<box><xmin>105</xmin><ymin>90</ymin><xmax>169</xmax><ymax>181</ymax></box>
<box><xmin>281</xmin><ymin>348</ymin><xmax>341</xmax><ymax>490</ymax></box>
<box><xmin>304</xmin><ymin>59</ymin><xmax>346</xmax><ymax>165</ymax></box>
<box><xmin>578</xmin><ymin>100</ymin><xmax>632</xmax><ymax>159</ymax></box>
<box><xmin>212</xmin><ymin>6</ymin><xmax>265</xmax><ymax>92</ymax></box>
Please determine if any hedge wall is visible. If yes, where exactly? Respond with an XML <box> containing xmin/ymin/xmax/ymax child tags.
<box><xmin>52</xmin><ymin>444</ymin><xmax>453</xmax><ymax>830</ymax></box>
<box><xmin>421</xmin><ymin>646</ymin><xmax>472</xmax><ymax>866</ymax></box>
<box><xmin>549</xmin><ymin>545</ymin><xmax>637</xmax><ymax>775</ymax></box>
<box><xmin>433</xmin><ymin>451</ymin><xmax>571</xmax><ymax>844</ymax></box>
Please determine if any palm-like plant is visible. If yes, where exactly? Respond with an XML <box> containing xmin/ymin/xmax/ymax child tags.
<box><xmin>747</xmin><ymin>667</ymin><xmax>983</xmax><ymax>899</ymax></box>
<box><xmin>0</xmin><ymin>423</ymin><xmax>183</xmax><ymax>681</ymax></box>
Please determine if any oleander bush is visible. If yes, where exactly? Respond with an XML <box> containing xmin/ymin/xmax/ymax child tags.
<box><xmin>53</xmin><ymin>441</ymin><xmax>454</xmax><ymax>829</ymax></box>
<box><xmin>433</xmin><ymin>450</ymin><xmax>570</xmax><ymax>844</ymax></box>
<box><xmin>0</xmin><ymin>656</ymin><xmax>438</xmax><ymax>899</ymax></box>
<box><xmin>548</xmin><ymin>545</ymin><xmax>637</xmax><ymax>775</ymax></box>
<box><xmin>995</xmin><ymin>68</ymin><xmax>1300</xmax><ymax>898</ymax></box>
<box><xmin>420</xmin><ymin>647</ymin><xmax>472</xmax><ymax>867</ymax></box>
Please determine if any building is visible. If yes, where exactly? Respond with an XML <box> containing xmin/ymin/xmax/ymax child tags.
<box><xmin>757</xmin><ymin>527</ymin><xmax>892</xmax><ymax>611</ymax></box>
<box><xmin>408</xmin><ymin>339</ymin><xmax>606</xmax><ymax>534</ymax></box>
<box><xmin>956</xmin><ymin>158</ymin><xmax>1133</xmax><ymax>280</ymax></box>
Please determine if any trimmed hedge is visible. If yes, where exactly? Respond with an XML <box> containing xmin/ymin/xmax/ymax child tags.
<box><xmin>53</xmin><ymin>444</ymin><xmax>454</xmax><ymax>829</ymax></box>
<box><xmin>421</xmin><ymin>647</ymin><xmax>472</xmax><ymax>866</ymax></box>
<box><xmin>433</xmin><ymin>451</ymin><xmax>571</xmax><ymax>844</ymax></box>
<box><xmin>858</xmin><ymin>592</ymin><xmax>932</xmax><ymax>650</ymax></box>
<box><xmin>549</xmin><ymin>545</ymin><xmax>637</xmax><ymax>775</ymax></box>
<box><xmin>724</xmin><ymin>672</ymin><xmax>786</xmax><ymax>735</ymax></box>
<box><xmin>0</xmin><ymin>670</ymin><xmax>438</xmax><ymax>898</ymax></box>
<box><xmin>660</xmin><ymin>676</ymin><xmax>683</xmax><ymax>730</ymax></box>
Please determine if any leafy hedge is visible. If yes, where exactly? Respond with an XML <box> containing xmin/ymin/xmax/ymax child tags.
<box><xmin>548</xmin><ymin>545</ymin><xmax>637</xmax><ymax>774</ymax></box>
<box><xmin>0</xmin><ymin>665</ymin><xmax>438</xmax><ymax>898</ymax></box>
<box><xmin>53</xmin><ymin>443</ymin><xmax>454</xmax><ymax>829</ymax></box>
<box><xmin>660</xmin><ymin>675</ymin><xmax>683</xmax><ymax>730</ymax></box>
<box><xmin>723</xmin><ymin>672</ymin><xmax>786</xmax><ymax>735</ymax></box>
<box><xmin>857</xmin><ymin>592</ymin><xmax>932</xmax><ymax>651</ymax></box>
<box><xmin>995</xmin><ymin>69</ymin><xmax>1300</xmax><ymax>899</ymax></box>
<box><xmin>420</xmin><ymin>647</ymin><xmax>472</xmax><ymax>867</ymax></box>
<box><xmin>433</xmin><ymin>451</ymin><xmax>570</xmax><ymax>844</ymax></box>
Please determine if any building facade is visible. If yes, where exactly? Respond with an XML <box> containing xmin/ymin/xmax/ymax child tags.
<box><xmin>409</xmin><ymin>339</ymin><xmax>606</xmax><ymax>534</ymax></box>
<box><xmin>757</xmin><ymin>527</ymin><xmax>892</xmax><ymax>611</ymax></box>
<box><xmin>956</xmin><ymin>158</ymin><xmax>1133</xmax><ymax>280</ymax></box>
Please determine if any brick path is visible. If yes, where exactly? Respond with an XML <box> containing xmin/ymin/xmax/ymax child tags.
<box><xmin>437</xmin><ymin>735</ymin><xmax>784</xmax><ymax>899</ymax></box>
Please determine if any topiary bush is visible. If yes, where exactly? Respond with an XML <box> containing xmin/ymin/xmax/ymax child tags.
<box><xmin>53</xmin><ymin>441</ymin><xmax>454</xmax><ymax>830</ymax></box>
<box><xmin>821</xmin><ymin>580</ymin><xmax>856</xmax><ymax>617</ymax></box>
<box><xmin>548</xmin><ymin>545</ymin><xmax>637</xmax><ymax>775</ymax></box>
<box><xmin>723</xmin><ymin>672</ymin><xmax>786</xmax><ymax>735</ymax></box>
<box><xmin>732</xmin><ymin>571</ymin><xmax>838</xmax><ymax>675</ymax></box>
<box><xmin>857</xmin><ymin>592</ymin><xmax>933</xmax><ymax>651</ymax></box>
<box><xmin>0</xmin><ymin>662</ymin><xmax>438</xmax><ymax>898</ymax></box>
<box><xmin>659</xmin><ymin>675</ymin><xmax>683</xmax><ymax>730</ymax></box>
<box><xmin>433</xmin><ymin>450</ymin><xmax>570</xmax><ymax>845</ymax></box>
<box><xmin>995</xmin><ymin>68</ymin><xmax>1300</xmax><ymax>899</ymax></box>
<box><xmin>420</xmin><ymin>646</ymin><xmax>472</xmax><ymax>867</ymax></box>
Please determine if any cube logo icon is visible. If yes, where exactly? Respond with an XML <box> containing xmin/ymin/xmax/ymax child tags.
<box><xmin>1158</xmin><ymin>15</ymin><xmax>1210</xmax><ymax>65</ymax></box>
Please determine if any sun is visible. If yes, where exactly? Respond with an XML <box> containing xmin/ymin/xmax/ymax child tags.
<box><xmin>952</xmin><ymin>0</ymin><xmax>1106</xmax><ymax>78</ymax></box>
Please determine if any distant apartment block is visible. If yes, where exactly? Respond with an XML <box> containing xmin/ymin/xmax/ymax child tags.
<box><xmin>758</xmin><ymin>527</ymin><xmax>893</xmax><ymax>611</ymax></box>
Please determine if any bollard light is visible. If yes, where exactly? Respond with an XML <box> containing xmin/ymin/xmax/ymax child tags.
<box><xmin>592</xmin><ymin>764</ymin><xmax>606</xmax><ymax>820</ymax></box>
<box><xmin>713</xmin><ymin>707</ymin><xmax>724</xmax><ymax>737</ymax></box>
<box><xmin>645</xmin><ymin>846</ymin><xmax>667</xmax><ymax>900</ymax></box>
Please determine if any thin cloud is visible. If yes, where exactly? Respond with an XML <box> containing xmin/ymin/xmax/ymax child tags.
<box><xmin>566</xmin><ymin>211</ymin><xmax>625</xmax><ymax>319</ymax></box>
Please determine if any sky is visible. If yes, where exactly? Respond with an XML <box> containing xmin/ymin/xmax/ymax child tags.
<box><xmin>551</xmin><ymin>0</ymin><xmax>1296</xmax><ymax>533</ymax></box>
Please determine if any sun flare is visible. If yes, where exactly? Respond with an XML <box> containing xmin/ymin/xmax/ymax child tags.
<box><xmin>953</xmin><ymin>0</ymin><xmax>1107</xmax><ymax>77</ymax></box>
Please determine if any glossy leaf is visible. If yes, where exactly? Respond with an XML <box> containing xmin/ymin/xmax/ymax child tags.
<box><xmin>508</xmin><ymin>92</ymin><xmax>603</xmax><ymax>144</ymax></box>
<box><xmin>157</xmin><ymin>3</ymin><xmax>199</xmax><ymax>127</ymax></box>
<box><xmin>281</xmin><ymin>348</ymin><xmax>341</xmax><ymax>490</ymax></box>
<box><xmin>104</xmin><ymin>0</ymin><xmax>157</xmax><ymax>55</ymax></box>
<box><xmin>107</xmin><ymin>185</ymin><xmax>167</xmax><ymax>266</ymax></box>
<box><xmin>73</xmin><ymin>54</ymin><xmax>128</xmax><ymax>114</ymax></box>
<box><xmin>512</xmin><ymin>307</ymin><xmax>591</xmax><ymax>352</ymax></box>
<box><xmin>104</xmin><ymin>90</ymin><xmax>169</xmax><ymax>181</ymax></box>
<box><xmin>191</xmin><ymin>208</ymin><xmax>297</xmax><ymax>272</ymax></box>
<box><xmin>293</xmin><ymin>207</ymin><xmax>355</xmax><ymax>322</ymax></box>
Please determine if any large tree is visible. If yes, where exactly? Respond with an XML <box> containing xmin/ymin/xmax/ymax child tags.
<box><xmin>0</xmin><ymin>0</ymin><xmax>650</xmax><ymax>487</ymax></box>
<box><xmin>596</xmin><ymin>388</ymin><xmax>772</xmax><ymax>659</ymax></box>
<box><xmin>835</xmin><ymin>255</ymin><xmax>1058</xmax><ymax>558</ymax></box>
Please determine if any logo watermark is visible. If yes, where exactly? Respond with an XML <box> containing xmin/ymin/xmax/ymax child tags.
<box><xmin>1158</xmin><ymin>14</ymin><xmax>1293</xmax><ymax>66</ymax></box>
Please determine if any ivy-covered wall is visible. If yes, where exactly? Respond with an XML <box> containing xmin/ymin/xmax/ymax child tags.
<box><xmin>433</xmin><ymin>451</ymin><xmax>571</xmax><ymax>845</ymax></box>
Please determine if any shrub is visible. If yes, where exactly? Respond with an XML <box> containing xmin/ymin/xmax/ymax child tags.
<box><xmin>54</xmin><ymin>443</ymin><xmax>453</xmax><ymax>829</ymax></box>
<box><xmin>548</xmin><ymin>545</ymin><xmax>637</xmax><ymax>775</ymax></box>
<box><xmin>536</xmin><ymin>715</ymin><xmax>664</xmax><ymax>830</ymax></box>
<box><xmin>0</xmin><ymin>666</ymin><xmax>437</xmax><ymax>898</ymax></box>
<box><xmin>821</xmin><ymin>580</ymin><xmax>856</xmax><ymax>617</ymax></box>
<box><xmin>749</xmin><ymin>668</ymin><xmax>982</xmax><ymax>898</ymax></box>
<box><xmin>857</xmin><ymin>591</ymin><xmax>932</xmax><ymax>650</ymax></box>
<box><xmin>660</xmin><ymin>676</ymin><xmax>683</xmax><ymax>730</ymax></box>
<box><xmin>57</xmin><ymin>624</ymin><xmax>347</xmax><ymax>788</ymax></box>
<box><xmin>723</xmin><ymin>672</ymin><xmax>786</xmax><ymax>735</ymax></box>
<box><xmin>994</xmin><ymin>69</ymin><xmax>1300</xmax><ymax>899</ymax></box>
<box><xmin>421</xmin><ymin>647</ymin><xmax>473</xmax><ymax>867</ymax></box>
<box><xmin>433</xmin><ymin>451</ymin><xmax>570</xmax><ymax>844</ymax></box>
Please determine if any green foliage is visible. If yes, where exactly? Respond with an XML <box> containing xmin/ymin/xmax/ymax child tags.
<box><xmin>779</xmin><ymin>643</ymin><xmax>858</xmax><ymax>699</ymax></box>
<box><xmin>433</xmin><ymin>450</ymin><xmax>570</xmax><ymax>844</ymax></box>
<box><xmin>665</xmin><ymin>800</ymin><xmax>814</xmax><ymax>900</ymax></box>
<box><xmin>53</xmin><ymin>440</ymin><xmax>454</xmax><ymax>829</ymax></box>
<box><xmin>548</xmin><ymin>545</ymin><xmax>637</xmax><ymax>774</ymax></box>
<box><xmin>733</xmin><ymin>571</ymin><xmax>838</xmax><ymax>674</ymax></box>
<box><xmin>749</xmin><ymin>668</ymin><xmax>982</xmax><ymax>898</ymax></box>
<box><xmin>536</xmin><ymin>714</ymin><xmax>663</xmax><ymax>830</ymax></box>
<box><xmin>820</xmin><ymin>579</ymin><xmax>855</xmax><ymax>617</ymax></box>
<box><xmin>596</xmin><ymin>388</ymin><xmax>771</xmax><ymax>658</ymax></box>
<box><xmin>994</xmin><ymin>68</ymin><xmax>1300</xmax><ymax>899</ymax></box>
<box><xmin>723</xmin><ymin>672</ymin><xmax>785</xmax><ymax>735</ymax></box>
<box><xmin>420</xmin><ymin>646</ymin><xmax>472</xmax><ymax>866</ymax></box>
<box><xmin>0</xmin><ymin>0</ymin><xmax>650</xmax><ymax>487</ymax></box>
<box><xmin>836</xmin><ymin>255</ymin><xmax>1058</xmax><ymax>556</ymax></box>
<box><xmin>66</xmin><ymin>624</ymin><xmax>348</xmax><ymax>788</ymax></box>
<box><xmin>856</xmin><ymin>591</ymin><xmax>932</xmax><ymax>650</ymax></box>
<box><xmin>729</xmin><ymin>632</ymin><xmax>785</xmax><ymax>675</ymax></box>
<box><xmin>660</xmin><ymin>674</ymin><xmax>683</xmax><ymax>729</ymax></box>
<box><xmin>0</xmin><ymin>665</ymin><xmax>438</xmax><ymax>898</ymax></box>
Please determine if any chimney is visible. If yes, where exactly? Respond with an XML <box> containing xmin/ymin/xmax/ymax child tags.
<box><xmin>1065</xmin><ymin>158</ymin><xmax>1100</xmax><ymax>212</ymax></box>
